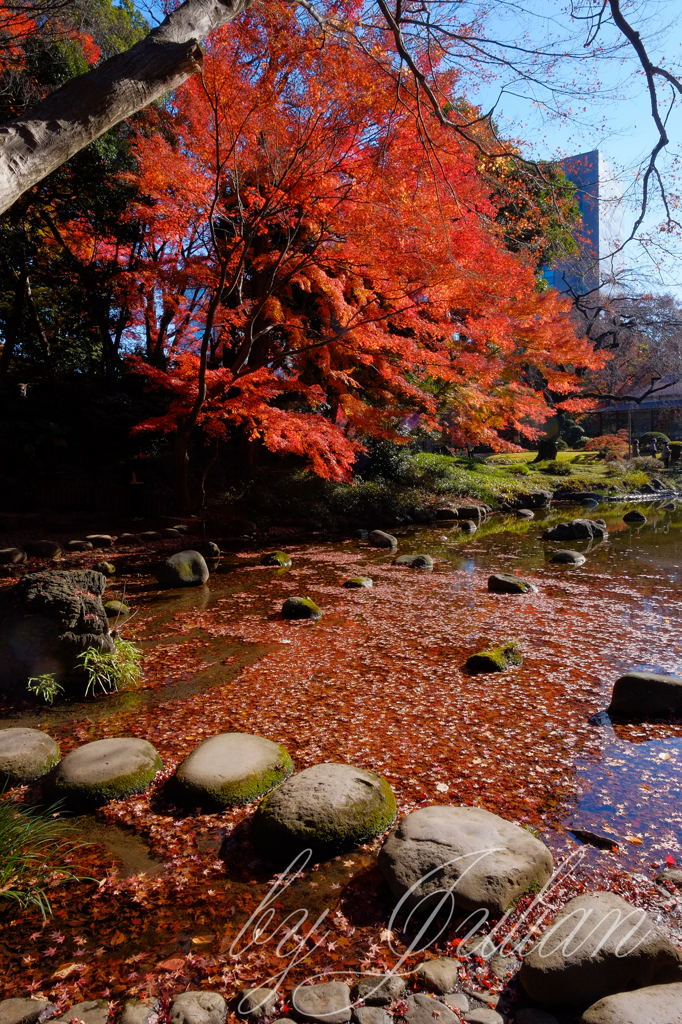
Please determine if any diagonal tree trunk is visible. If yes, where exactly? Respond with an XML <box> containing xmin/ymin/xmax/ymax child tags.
<box><xmin>0</xmin><ymin>0</ymin><xmax>252</xmax><ymax>215</ymax></box>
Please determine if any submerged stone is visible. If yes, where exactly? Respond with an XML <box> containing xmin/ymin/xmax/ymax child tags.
<box><xmin>608</xmin><ymin>670</ymin><xmax>682</xmax><ymax>718</ymax></box>
<box><xmin>550</xmin><ymin>550</ymin><xmax>585</xmax><ymax>565</ymax></box>
<box><xmin>466</xmin><ymin>642</ymin><xmax>522</xmax><ymax>674</ymax></box>
<box><xmin>368</xmin><ymin>530</ymin><xmax>398</xmax><ymax>548</ymax></box>
<box><xmin>393</xmin><ymin>554</ymin><xmax>433</xmax><ymax>569</ymax></box>
<box><xmin>261</xmin><ymin>551</ymin><xmax>292</xmax><ymax>567</ymax></box>
<box><xmin>282</xmin><ymin>596</ymin><xmax>322</xmax><ymax>620</ymax></box>
<box><xmin>252</xmin><ymin>762</ymin><xmax>397</xmax><ymax>861</ymax></box>
<box><xmin>343</xmin><ymin>577</ymin><xmax>373</xmax><ymax>588</ymax></box>
<box><xmin>175</xmin><ymin>732</ymin><xmax>294</xmax><ymax>808</ymax></box>
<box><xmin>155</xmin><ymin>550</ymin><xmax>209</xmax><ymax>588</ymax></box>
<box><xmin>488</xmin><ymin>573</ymin><xmax>537</xmax><ymax>594</ymax></box>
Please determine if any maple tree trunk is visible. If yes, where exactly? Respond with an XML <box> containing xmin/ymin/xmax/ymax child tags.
<box><xmin>0</xmin><ymin>0</ymin><xmax>252</xmax><ymax>214</ymax></box>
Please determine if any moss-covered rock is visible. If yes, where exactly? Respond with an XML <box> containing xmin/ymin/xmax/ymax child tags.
<box><xmin>253</xmin><ymin>763</ymin><xmax>397</xmax><ymax>862</ymax></box>
<box><xmin>104</xmin><ymin>600</ymin><xmax>129</xmax><ymax>618</ymax></box>
<box><xmin>488</xmin><ymin>573</ymin><xmax>537</xmax><ymax>594</ymax></box>
<box><xmin>48</xmin><ymin>737</ymin><xmax>162</xmax><ymax>808</ymax></box>
<box><xmin>343</xmin><ymin>577</ymin><xmax>373</xmax><ymax>588</ymax></box>
<box><xmin>393</xmin><ymin>554</ymin><xmax>433</xmax><ymax>569</ymax></box>
<box><xmin>261</xmin><ymin>551</ymin><xmax>292</xmax><ymax>567</ymax></box>
<box><xmin>174</xmin><ymin>732</ymin><xmax>294</xmax><ymax>809</ymax></box>
<box><xmin>0</xmin><ymin>727</ymin><xmax>60</xmax><ymax>783</ymax></box>
<box><xmin>466</xmin><ymin>642</ymin><xmax>523</xmax><ymax>674</ymax></box>
<box><xmin>282</xmin><ymin>596</ymin><xmax>322</xmax><ymax>620</ymax></box>
<box><xmin>368</xmin><ymin>530</ymin><xmax>397</xmax><ymax>548</ymax></box>
<box><xmin>94</xmin><ymin>561</ymin><xmax>116</xmax><ymax>577</ymax></box>
<box><xmin>155</xmin><ymin>550</ymin><xmax>209</xmax><ymax>588</ymax></box>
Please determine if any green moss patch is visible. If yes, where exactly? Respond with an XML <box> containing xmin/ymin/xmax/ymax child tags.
<box><xmin>466</xmin><ymin>641</ymin><xmax>523</xmax><ymax>674</ymax></box>
<box><xmin>282</xmin><ymin>596</ymin><xmax>322</xmax><ymax>620</ymax></box>
<box><xmin>262</xmin><ymin>551</ymin><xmax>292</xmax><ymax>567</ymax></box>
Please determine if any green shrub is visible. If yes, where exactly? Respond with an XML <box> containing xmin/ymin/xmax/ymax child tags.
<box><xmin>630</xmin><ymin>456</ymin><xmax>661</xmax><ymax>473</ymax></box>
<box><xmin>574</xmin><ymin>436</ymin><xmax>589</xmax><ymax>449</ymax></box>
<box><xmin>77</xmin><ymin>638</ymin><xmax>142</xmax><ymax>698</ymax></box>
<box><xmin>639</xmin><ymin>431</ymin><xmax>669</xmax><ymax>448</ymax></box>
<box><xmin>556</xmin><ymin>439</ymin><xmax>569</xmax><ymax>450</ymax></box>
<box><xmin>0</xmin><ymin>798</ymin><xmax>85</xmax><ymax>917</ymax></box>
<box><xmin>505</xmin><ymin>463</ymin><xmax>530</xmax><ymax>476</ymax></box>
<box><xmin>623</xmin><ymin>470</ymin><xmax>650</xmax><ymax>489</ymax></box>
<box><xmin>26</xmin><ymin>674</ymin><xmax>64</xmax><ymax>705</ymax></box>
<box><xmin>541</xmin><ymin>460</ymin><xmax>572</xmax><ymax>476</ymax></box>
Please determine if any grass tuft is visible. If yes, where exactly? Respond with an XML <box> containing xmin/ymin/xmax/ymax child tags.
<box><xmin>26</xmin><ymin>674</ymin><xmax>64</xmax><ymax>705</ymax></box>
<box><xmin>77</xmin><ymin>638</ymin><xmax>142</xmax><ymax>698</ymax></box>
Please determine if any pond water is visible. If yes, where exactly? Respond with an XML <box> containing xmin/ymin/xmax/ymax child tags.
<box><xmin>3</xmin><ymin>504</ymin><xmax>682</xmax><ymax>1005</ymax></box>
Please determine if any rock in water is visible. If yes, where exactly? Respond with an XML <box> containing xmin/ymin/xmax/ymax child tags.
<box><xmin>170</xmin><ymin>993</ymin><xmax>226</xmax><ymax>1024</ymax></box>
<box><xmin>378</xmin><ymin>805</ymin><xmax>553</xmax><ymax>915</ymax></box>
<box><xmin>282</xmin><ymin>597</ymin><xmax>322</xmax><ymax>620</ymax></box>
<box><xmin>608</xmin><ymin>670</ymin><xmax>682</xmax><ymax>718</ymax></box>
<box><xmin>94</xmin><ymin>561</ymin><xmax>116</xmax><ymax>577</ymax></box>
<box><xmin>415</xmin><ymin>958</ymin><xmax>460</xmax><ymax>993</ymax></box>
<box><xmin>516</xmin><ymin>510</ymin><xmax>534</xmax><ymax>519</ymax></box>
<box><xmin>292</xmin><ymin>982</ymin><xmax>352</xmax><ymax>1024</ymax></box>
<box><xmin>104</xmin><ymin>600</ymin><xmax>129</xmax><ymax>618</ymax></box>
<box><xmin>518</xmin><ymin>891</ymin><xmax>682</xmax><ymax>1006</ymax></box>
<box><xmin>623</xmin><ymin>510</ymin><xmax>647</xmax><ymax>524</ymax></box>
<box><xmin>0</xmin><ymin>999</ymin><xmax>55</xmax><ymax>1024</ymax></box>
<box><xmin>175</xmin><ymin>732</ymin><xmax>294</xmax><ymax>808</ymax></box>
<box><xmin>252</xmin><ymin>763</ymin><xmax>397</xmax><ymax>861</ymax></box>
<box><xmin>0</xmin><ymin>727</ymin><xmax>60</xmax><ymax>783</ymax></box>
<box><xmin>368</xmin><ymin>530</ymin><xmax>398</xmax><ymax>548</ymax></box>
<box><xmin>65</xmin><ymin>540</ymin><xmax>93</xmax><ymax>552</ymax></box>
<box><xmin>580</xmin><ymin>983</ymin><xmax>682</xmax><ymax>1024</ymax></box>
<box><xmin>85</xmin><ymin>535</ymin><xmax>114</xmax><ymax>549</ymax></box>
<box><xmin>404</xmin><ymin>995</ymin><xmax>459</xmax><ymax>1024</ymax></box>
<box><xmin>393</xmin><ymin>554</ymin><xmax>434</xmax><ymax>569</ymax></box>
<box><xmin>457</xmin><ymin>506</ymin><xmax>484</xmax><ymax>521</ymax></box>
<box><xmin>550</xmin><ymin>550</ymin><xmax>586</xmax><ymax>565</ymax></box>
<box><xmin>353</xmin><ymin>1009</ymin><xmax>391</xmax><ymax>1024</ymax></box>
<box><xmin>141</xmin><ymin>531</ymin><xmax>162</xmax><ymax>542</ymax></box>
<box><xmin>155</xmin><ymin>550</ymin><xmax>209</xmax><ymax>588</ymax></box>
<box><xmin>161</xmin><ymin>528</ymin><xmax>182</xmax><ymax>539</ymax></box>
<box><xmin>488</xmin><ymin>573</ymin><xmax>537</xmax><ymax>594</ymax></box>
<box><xmin>542</xmin><ymin>519</ymin><xmax>607</xmax><ymax>541</ymax></box>
<box><xmin>460</xmin><ymin>521</ymin><xmax>477</xmax><ymax>534</ymax></box>
<box><xmin>49</xmin><ymin>737</ymin><xmax>162</xmax><ymax>808</ymax></box>
<box><xmin>0</xmin><ymin>548</ymin><xmax>26</xmax><ymax>564</ymax></box>
<box><xmin>465</xmin><ymin>642</ymin><xmax>522</xmax><ymax>674</ymax></box>
<box><xmin>261</xmin><ymin>551</ymin><xmax>292</xmax><ymax>567</ymax></box>
<box><xmin>23</xmin><ymin>540</ymin><xmax>63</xmax><ymax>558</ymax></box>
<box><xmin>354</xmin><ymin>977</ymin><xmax>406</xmax><ymax>1006</ymax></box>
<box><xmin>0</xmin><ymin>569</ymin><xmax>113</xmax><ymax>687</ymax></box>
<box><xmin>343</xmin><ymin>577</ymin><xmax>373</xmax><ymax>589</ymax></box>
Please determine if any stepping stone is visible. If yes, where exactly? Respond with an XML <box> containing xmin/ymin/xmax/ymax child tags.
<box><xmin>0</xmin><ymin>727</ymin><xmax>60</xmax><ymax>783</ymax></box>
<box><xmin>519</xmin><ymin>891</ymin><xmax>682</xmax><ymax>1006</ymax></box>
<box><xmin>550</xmin><ymin>550</ymin><xmax>585</xmax><ymax>565</ymax></box>
<box><xmin>463</xmin><ymin>1012</ymin><xmax>503</xmax><ymax>1024</ymax></box>
<box><xmin>170</xmin><ymin>993</ymin><xmax>227</xmax><ymax>1024</ymax></box>
<box><xmin>161</xmin><ymin>528</ymin><xmax>182</xmax><ymax>538</ymax></box>
<box><xmin>415</xmin><ymin>957</ymin><xmax>459</xmax><ymax>993</ymax></box>
<box><xmin>282</xmin><ymin>597</ymin><xmax>321</xmax><ymax>620</ymax></box>
<box><xmin>466</xmin><ymin>642</ymin><xmax>522</xmax><ymax>674</ymax></box>
<box><xmin>253</xmin><ymin>763</ymin><xmax>397</xmax><ymax>861</ymax></box>
<box><xmin>66</xmin><ymin>540</ymin><xmax>93</xmax><ymax>552</ymax></box>
<box><xmin>343</xmin><ymin>577</ymin><xmax>373</xmax><ymax>588</ymax></box>
<box><xmin>50</xmin><ymin>737</ymin><xmax>162</xmax><ymax>809</ymax></box>
<box><xmin>433</xmin><ymin>507</ymin><xmax>458</xmax><ymax>520</ymax></box>
<box><xmin>608</xmin><ymin>670</ymin><xmax>682</xmax><ymax>718</ymax></box>
<box><xmin>580</xmin><ymin>982</ymin><xmax>682</xmax><ymax>1024</ymax></box>
<box><xmin>0</xmin><ymin>1000</ymin><xmax>55</xmax><ymax>1024</ymax></box>
<box><xmin>118</xmin><ymin>534</ymin><xmax>142</xmax><ymax>545</ymax></box>
<box><xmin>352</xmin><ymin>1009</ymin><xmax>391</xmax><ymax>1024</ymax></box>
<box><xmin>52</xmin><ymin>1003</ymin><xmax>108</xmax><ymax>1024</ymax></box>
<box><xmin>155</xmin><ymin>551</ymin><xmax>209</xmax><ymax>588</ymax></box>
<box><xmin>141</xmin><ymin>531</ymin><xmax>163</xmax><ymax>542</ymax></box>
<box><xmin>292</xmin><ymin>982</ymin><xmax>352</xmax><ymax>1024</ymax></box>
<box><xmin>175</xmin><ymin>733</ymin><xmax>294</xmax><ymax>808</ymax></box>
<box><xmin>405</xmin><ymin>995</ymin><xmax>458</xmax><ymax>1024</ymax></box>
<box><xmin>623</xmin><ymin>510</ymin><xmax>647</xmax><ymax>524</ymax></box>
<box><xmin>354</xmin><ymin>976</ymin><xmax>406</xmax><ymax>1005</ymax></box>
<box><xmin>262</xmin><ymin>551</ymin><xmax>292</xmax><ymax>567</ymax></box>
<box><xmin>0</xmin><ymin>547</ymin><xmax>26</xmax><ymax>564</ymax></box>
<box><xmin>488</xmin><ymin>573</ymin><xmax>537</xmax><ymax>594</ymax></box>
<box><xmin>237</xmin><ymin>988</ymin><xmax>278</xmax><ymax>1020</ymax></box>
<box><xmin>368</xmin><ymin>530</ymin><xmax>397</xmax><ymax>548</ymax></box>
<box><xmin>119</xmin><ymin>1002</ymin><xmax>159</xmax><ymax>1024</ymax></box>
<box><xmin>85</xmin><ymin>535</ymin><xmax>114</xmax><ymax>549</ymax></box>
<box><xmin>378</xmin><ymin>805</ymin><xmax>553</xmax><ymax>915</ymax></box>
<box><xmin>440</xmin><ymin>995</ymin><xmax>469</xmax><ymax>1013</ymax></box>
<box><xmin>23</xmin><ymin>540</ymin><xmax>62</xmax><ymax>558</ymax></box>
<box><xmin>393</xmin><ymin>554</ymin><xmax>433</xmax><ymax>569</ymax></box>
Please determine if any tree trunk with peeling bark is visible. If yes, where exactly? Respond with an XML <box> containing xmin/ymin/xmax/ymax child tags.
<box><xmin>0</xmin><ymin>0</ymin><xmax>251</xmax><ymax>215</ymax></box>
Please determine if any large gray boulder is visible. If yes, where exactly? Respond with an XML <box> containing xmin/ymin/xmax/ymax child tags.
<box><xmin>155</xmin><ymin>550</ymin><xmax>209</xmax><ymax>588</ymax></box>
<box><xmin>170</xmin><ymin>993</ymin><xmax>226</xmax><ymax>1024</ymax></box>
<box><xmin>292</xmin><ymin>982</ymin><xmax>352</xmax><ymax>1024</ymax></box>
<box><xmin>405</xmin><ymin>995</ymin><xmax>459</xmax><ymax>1024</ymax></box>
<box><xmin>415</xmin><ymin>958</ymin><xmax>459</xmax><ymax>993</ymax></box>
<box><xmin>237</xmin><ymin>989</ymin><xmax>278</xmax><ymax>1020</ymax></box>
<box><xmin>354</xmin><ymin>976</ymin><xmax>406</xmax><ymax>1006</ymax></box>
<box><xmin>378</xmin><ymin>805</ymin><xmax>553</xmax><ymax>915</ymax></box>
<box><xmin>175</xmin><ymin>732</ymin><xmax>294</xmax><ymax>808</ymax></box>
<box><xmin>0</xmin><ymin>570</ymin><xmax>113</xmax><ymax>687</ymax></box>
<box><xmin>368</xmin><ymin>531</ymin><xmax>398</xmax><ymax>548</ymax></box>
<box><xmin>0</xmin><ymin>727</ymin><xmax>60</xmax><ymax>783</ymax></box>
<box><xmin>542</xmin><ymin>519</ymin><xmax>607</xmax><ymax>542</ymax></box>
<box><xmin>252</xmin><ymin>763</ymin><xmax>397</xmax><ymax>861</ymax></box>
<box><xmin>51</xmin><ymin>1003</ymin><xmax>108</xmax><ymax>1024</ymax></box>
<box><xmin>519</xmin><ymin>891</ymin><xmax>682</xmax><ymax>1006</ymax></box>
<box><xmin>353</xmin><ymin>1009</ymin><xmax>391</xmax><ymax>1024</ymax></box>
<box><xmin>119</xmin><ymin>1001</ymin><xmax>159</xmax><ymax>1024</ymax></box>
<box><xmin>0</xmin><ymin>1000</ymin><xmax>55</xmax><ymax>1024</ymax></box>
<box><xmin>608</xmin><ymin>670</ymin><xmax>682</xmax><ymax>718</ymax></box>
<box><xmin>580</xmin><ymin>982</ymin><xmax>682</xmax><ymax>1024</ymax></box>
<box><xmin>49</xmin><ymin>737</ymin><xmax>162</xmax><ymax>808</ymax></box>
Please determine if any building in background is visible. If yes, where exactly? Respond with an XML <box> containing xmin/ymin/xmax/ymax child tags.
<box><xmin>543</xmin><ymin>149</ymin><xmax>624</xmax><ymax>295</ymax></box>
